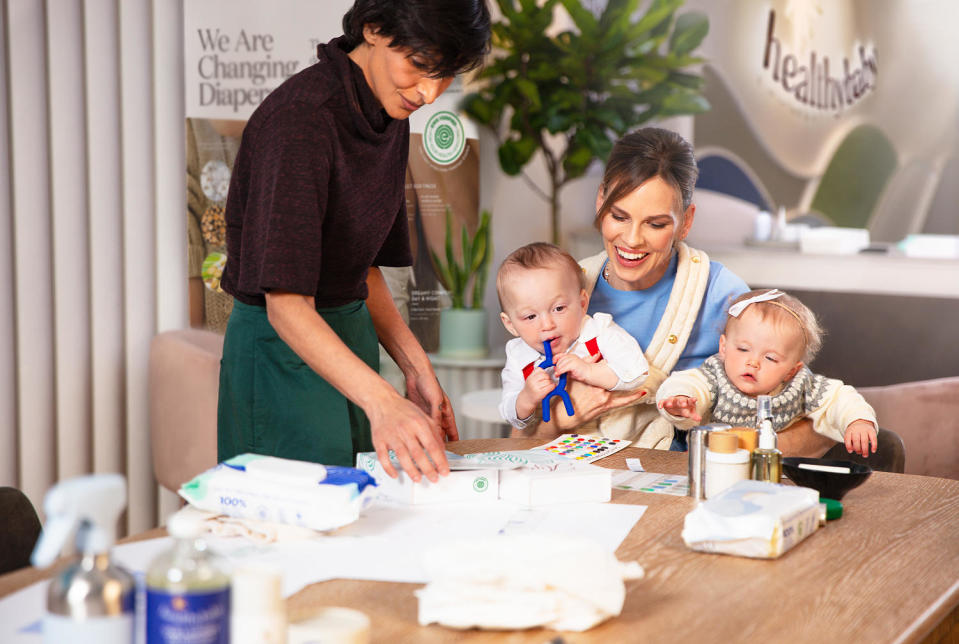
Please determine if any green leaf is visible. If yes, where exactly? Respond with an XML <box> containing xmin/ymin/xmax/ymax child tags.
<box><xmin>460</xmin><ymin>93</ymin><xmax>493</xmax><ymax>124</ymax></box>
<box><xmin>545</xmin><ymin>112</ymin><xmax>573</xmax><ymax>134</ymax></box>
<box><xmin>591</xmin><ymin>107</ymin><xmax>626</xmax><ymax>132</ymax></box>
<box><xmin>429</xmin><ymin>248</ymin><xmax>452</xmax><ymax>292</ymax></box>
<box><xmin>498</xmin><ymin>142</ymin><xmax>523</xmax><ymax>175</ymax></box>
<box><xmin>559</xmin><ymin>0</ymin><xmax>598</xmax><ymax>37</ymax></box>
<box><xmin>444</xmin><ymin>208</ymin><xmax>457</xmax><ymax>283</ymax></box>
<box><xmin>461</xmin><ymin>222</ymin><xmax>472</xmax><ymax>275</ymax></box>
<box><xmin>469</xmin><ymin>213</ymin><xmax>490</xmax><ymax>274</ymax></box>
<box><xmin>563</xmin><ymin>139</ymin><xmax>594</xmax><ymax>178</ymax></box>
<box><xmin>495</xmin><ymin>0</ymin><xmax>519</xmax><ymax>23</ymax></box>
<box><xmin>470</xmin><ymin>211</ymin><xmax>493</xmax><ymax>308</ymax></box>
<box><xmin>666</xmin><ymin>70</ymin><xmax>705</xmax><ymax>90</ymax></box>
<box><xmin>623</xmin><ymin>64</ymin><xmax>670</xmax><ymax>84</ymax></box>
<box><xmin>499</xmin><ymin>136</ymin><xmax>539</xmax><ymax>175</ymax></box>
<box><xmin>629</xmin><ymin>0</ymin><xmax>681</xmax><ymax>38</ymax></box>
<box><xmin>659</xmin><ymin>91</ymin><xmax>711</xmax><ymax>116</ymax></box>
<box><xmin>670</xmin><ymin>12</ymin><xmax>709</xmax><ymax>56</ymax></box>
<box><xmin>599</xmin><ymin>0</ymin><xmax>640</xmax><ymax>39</ymax></box>
<box><xmin>515</xmin><ymin>78</ymin><xmax>542</xmax><ymax>110</ymax></box>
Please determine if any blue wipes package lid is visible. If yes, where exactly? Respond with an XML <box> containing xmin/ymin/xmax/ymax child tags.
<box><xmin>322</xmin><ymin>466</ymin><xmax>377</xmax><ymax>492</ymax></box>
<box><xmin>220</xmin><ymin>454</ymin><xmax>376</xmax><ymax>494</ymax></box>
<box><xmin>179</xmin><ymin>454</ymin><xmax>377</xmax><ymax>531</ymax></box>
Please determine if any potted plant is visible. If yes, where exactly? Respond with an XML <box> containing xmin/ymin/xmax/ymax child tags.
<box><xmin>431</xmin><ymin>208</ymin><xmax>493</xmax><ymax>358</ymax></box>
<box><xmin>462</xmin><ymin>0</ymin><xmax>710</xmax><ymax>245</ymax></box>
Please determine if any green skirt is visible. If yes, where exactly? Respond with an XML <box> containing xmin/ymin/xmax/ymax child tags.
<box><xmin>217</xmin><ymin>299</ymin><xmax>378</xmax><ymax>466</ymax></box>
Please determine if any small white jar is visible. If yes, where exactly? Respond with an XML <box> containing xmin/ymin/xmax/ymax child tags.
<box><xmin>753</xmin><ymin>210</ymin><xmax>773</xmax><ymax>241</ymax></box>
<box><xmin>705</xmin><ymin>432</ymin><xmax>751</xmax><ymax>499</ymax></box>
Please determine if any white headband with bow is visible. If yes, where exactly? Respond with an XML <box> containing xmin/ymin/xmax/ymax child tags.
<box><xmin>728</xmin><ymin>289</ymin><xmax>785</xmax><ymax>317</ymax></box>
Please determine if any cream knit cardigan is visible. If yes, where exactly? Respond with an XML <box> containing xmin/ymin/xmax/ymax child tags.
<box><xmin>575</xmin><ymin>242</ymin><xmax>711</xmax><ymax>448</ymax></box>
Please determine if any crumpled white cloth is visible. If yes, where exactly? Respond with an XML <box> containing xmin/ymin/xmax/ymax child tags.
<box><xmin>171</xmin><ymin>505</ymin><xmax>318</xmax><ymax>543</ymax></box>
<box><xmin>415</xmin><ymin>535</ymin><xmax>644</xmax><ymax>632</ymax></box>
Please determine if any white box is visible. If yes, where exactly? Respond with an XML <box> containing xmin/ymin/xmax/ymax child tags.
<box><xmin>355</xmin><ymin>452</ymin><xmax>499</xmax><ymax>504</ymax></box>
<box><xmin>498</xmin><ymin>463</ymin><xmax>612</xmax><ymax>506</ymax></box>
<box><xmin>899</xmin><ymin>234</ymin><xmax>959</xmax><ymax>259</ymax></box>
<box><xmin>799</xmin><ymin>226</ymin><xmax>870</xmax><ymax>255</ymax></box>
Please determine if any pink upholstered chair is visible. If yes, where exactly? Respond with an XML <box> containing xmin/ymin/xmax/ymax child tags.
<box><xmin>148</xmin><ymin>329</ymin><xmax>224</xmax><ymax>492</ymax></box>
<box><xmin>856</xmin><ymin>377</ymin><xmax>959</xmax><ymax>480</ymax></box>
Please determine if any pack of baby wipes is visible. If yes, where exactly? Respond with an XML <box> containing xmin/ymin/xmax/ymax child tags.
<box><xmin>178</xmin><ymin>453</ymin><xmax>377</xmax><ymax>532</ymax></box>
<box><xmin>682</xmin><ymin>480</ymin><xmax>821</xmax><ymax>559</ymax></box>
<box><xmin>355</xmin><ymin>451</ymin><xmax>499</xmax><ymax>504</ymax></box>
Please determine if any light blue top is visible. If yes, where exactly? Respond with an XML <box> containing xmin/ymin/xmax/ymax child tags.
<box><xmin>587</xmin><ymin>254</ymin><xmax>749</xmax><ymax>372</ymax></box>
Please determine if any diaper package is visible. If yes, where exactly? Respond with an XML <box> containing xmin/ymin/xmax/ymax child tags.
<box><xmin>179</xmin><ymin>454</ymin><xmax>377</xmax><ymax>532</ymax></box>
<box><xmin>355</xmin><ymin>451</ymin><xmax>499</xmax><ymax>504</ymax></box>
<box><xmin>682</xmin><ymin>480</ymin><xmax>821</xmax><ymax>559</ymax></box>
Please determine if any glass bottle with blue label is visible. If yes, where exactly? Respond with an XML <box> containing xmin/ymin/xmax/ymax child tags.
<box><xmin>146</xmin><ymin>512</ymin><xmax>230</xmax><ymax>644</ymax></box>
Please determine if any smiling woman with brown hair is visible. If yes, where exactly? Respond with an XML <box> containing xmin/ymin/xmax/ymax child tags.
<box><xmin>216</xmin><ymin>0</ymin><xmax>490</xmax><ymax>481</ymax></box>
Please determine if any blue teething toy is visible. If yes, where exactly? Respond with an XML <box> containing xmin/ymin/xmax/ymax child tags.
<box><xmin>540</xmin><ymin>339</ymin><xmax>574</xmax><ymax>422</ymax></box>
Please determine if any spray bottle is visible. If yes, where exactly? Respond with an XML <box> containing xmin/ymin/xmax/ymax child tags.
<box><xmin>31</xmin><ymin>473</ymin><xmax>136</xmax><ymax>644</ymax></box>
<box><xmin>751</xmin><ymin>395</ymin><xmax>783</xmax><ymax>482</ymax></box>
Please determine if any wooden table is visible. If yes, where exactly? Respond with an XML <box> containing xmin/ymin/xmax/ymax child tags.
<box><xmin>3</xmin><ymin>439</ymin><xmax>958</xmax><ymax>643</ymax></box>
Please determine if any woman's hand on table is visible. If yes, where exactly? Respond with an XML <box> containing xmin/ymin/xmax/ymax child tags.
<box><xmin>406</xmin><ymin>370</ymin><xmax>459</xmax><ymax>442</ymax></box>
<box><xmin>367</xmin><ymin>390</ymin><xmax>450</xmax><ymax>484</ymax></box>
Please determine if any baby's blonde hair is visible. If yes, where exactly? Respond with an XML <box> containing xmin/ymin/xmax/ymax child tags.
<box><xmin>496</xmin><ymin>242</ymin><xmax>586</xmax><ymax>311</ymax></box>
<box><xmin>725</xmin><ymin>289</ymin><xmax>824</xmax><ymax>363</ymax></box>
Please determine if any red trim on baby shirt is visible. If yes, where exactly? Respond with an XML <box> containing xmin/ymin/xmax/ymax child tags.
<box><xmin>585</xmin><ymin>337</ymin><xmax>603</xmax><ymax>360</ymax></box>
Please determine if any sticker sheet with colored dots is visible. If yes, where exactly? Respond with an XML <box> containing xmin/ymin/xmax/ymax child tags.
<box><xmin>533</xmin><ymin>434</ymin><xmax>631</xmax><ymax>463</ymax></box>
<box><xmin>611</xmin><ymin>471</ymin><xmax>690</xmax><ymax>496</ymax></box>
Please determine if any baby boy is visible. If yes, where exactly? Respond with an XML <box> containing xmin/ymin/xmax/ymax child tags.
<box><xmin>497</xmin><ymin>243</ymin><xmax>648</xmax><ymax>430</ymax></box>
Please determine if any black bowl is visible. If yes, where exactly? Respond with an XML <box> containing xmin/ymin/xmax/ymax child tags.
<box><xmin>782</xmin><ymin>457</ymin><xmax>872</xmax><ymax>500</ymax></box>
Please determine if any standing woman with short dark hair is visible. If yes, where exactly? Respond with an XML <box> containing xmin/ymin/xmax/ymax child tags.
<box><xmin>217</xmin><ymin>1</ymin><xmax>491</xmax><ymax>481</ymax></box>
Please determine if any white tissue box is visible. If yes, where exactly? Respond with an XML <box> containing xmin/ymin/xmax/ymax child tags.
<box><xmin>499</xmin><ymin>463</ymin><xmax>611</xmax><ymax>506</ymax></box>
<box><xmin>898</xmin><ymin>234</ymin><xmax>959</xmax><ymax>259</ymax></box>
<box><xmin>682</xmin><ymin>480</ymin><xmax>820</xmax><ymax>559</ymax></box>
<box><xmin>799</xmin><ymin>226</ymin><xmax>869</xmax><ymax>255</ymax></box>
<box><xmin>355</xmin><ymin>452</ymin><xmax>499</xmax><ymax>504</ymax></box>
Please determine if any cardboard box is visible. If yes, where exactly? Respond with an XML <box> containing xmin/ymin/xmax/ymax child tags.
<box><xmin>355</xmin><ymin>452</ymin><xmax>499</xmax><ymax>504</ymax></box>
<box><xmin>498</xmin><ymin>463</ymin><xmax>612</xmax><ymax>506</ymax></box>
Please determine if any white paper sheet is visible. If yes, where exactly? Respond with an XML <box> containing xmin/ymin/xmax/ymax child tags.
<box><xmin>496</xmin><ymin>502</ymin><xmax>647</xmax><ymax>553</ymax></box>
<box><xmin>0</xmin><ymin>497</ymin><xmax>649</xmax><ymax>637</ymax></box>
<box><xmin>0</xmin><ymin>582</ymin><xmax>46</xmax><ymax>643</ymax></box>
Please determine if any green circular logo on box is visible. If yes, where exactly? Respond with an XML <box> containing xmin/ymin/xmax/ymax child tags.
<box><xmin>472</xmin><ymin>477</ymin><xmax>489</xmax><ymax>493</ymax></box>
<box><xmin>423</xmin><ymin>111</ymin><xmax>466</xmax><ymax>166</ymax></box>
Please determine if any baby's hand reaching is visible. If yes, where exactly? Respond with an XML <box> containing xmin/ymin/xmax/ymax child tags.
<box><xmin>514</xmin><ymin>368</ymin><xmax>556</xmax><ymax>420</ymax></box>
<box><xmin>844</xmin><ymin>419</ymin><xmax>878</xmax><ymax>458</ymax></box>
<box><xmin>554</xmin><ymin>353</ymin><xmax>591</xmax><ymax>382</ymax></box>
<box><xmin>659</xmin><ymin>395</ymin><xmax>702</xmax><ymax>422</ymax></box>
